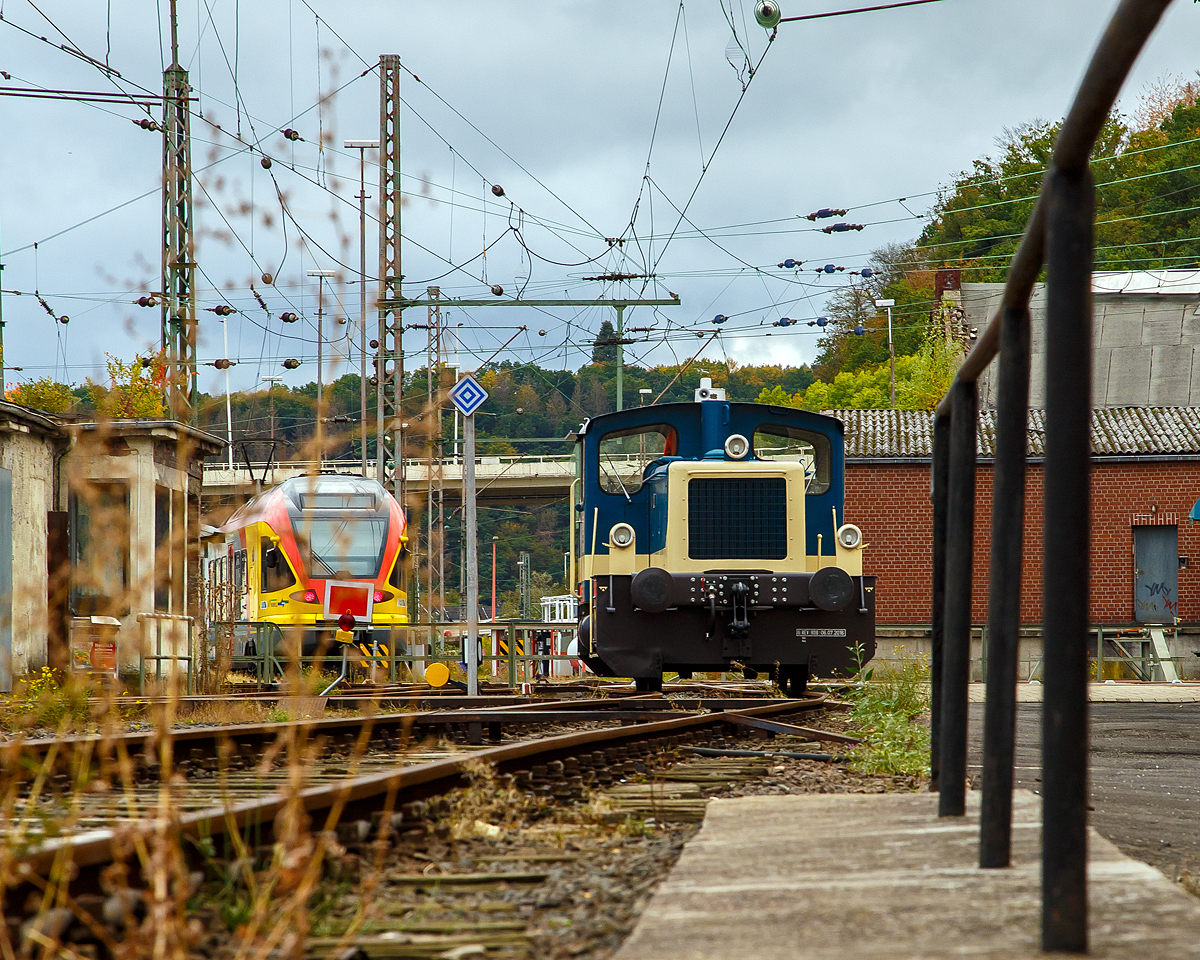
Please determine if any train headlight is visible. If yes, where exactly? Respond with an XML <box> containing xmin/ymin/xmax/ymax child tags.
<box><xmin>609</xmin><ymin>523</ymin><xmax>635</xmax><ymax>548</ymax></box>
<box><xmin>724</xmin><ymin>433</ymin><xmax>750</xmax><ymax>459</ymax></box>
<box><xmin>837</xmin><ymin>523</ymin><xmax>863</xmax><ymax>549</ymax></box>
<box><xmin>303</xmin><ymin>589</ymin><xmax>318</xmax><ymax>603</ymax></box>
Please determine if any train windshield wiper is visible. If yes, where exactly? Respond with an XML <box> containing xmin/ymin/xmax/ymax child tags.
<box><xmin>602</xmin><ymin>453</ymin><xmax>632</xmax><ymax>502</ymax></box>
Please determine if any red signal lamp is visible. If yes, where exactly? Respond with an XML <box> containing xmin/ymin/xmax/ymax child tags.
<box><xmin>338</xmin><ymin>612</ymin><xmax>356</xmax><ymax>633</ymax></box>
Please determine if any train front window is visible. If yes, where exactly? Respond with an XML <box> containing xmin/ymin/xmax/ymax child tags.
<box><xmin>597</xmin><ymin>424</ymin><xmax>676</xmax><ymax>496</ymax></box>
<box><xmin>300</xmin><ymin>518</ymin><xmax>389</xmax><ymax>578</ymax></box>
<box><xmin>752</xmin><ymin>425</ymin><xmax>832</xmax><ymax>495</ymax></box>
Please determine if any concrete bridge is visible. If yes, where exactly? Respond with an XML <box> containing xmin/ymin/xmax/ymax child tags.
<box><xmin>202</xmin><ymin>454</ymin><xmax>578</xmax><ymax>507</ymax></box>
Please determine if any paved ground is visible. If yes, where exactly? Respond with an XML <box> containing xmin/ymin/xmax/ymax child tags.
<box><xmin>612</xmin><ymin>790</ymin><xmax>1200</xmax><ymax>959</ymax></box>
<box><xmin>969</xmin><ymin>701</ymin><xmax>1200</xmax><ymax>881</ymax></box>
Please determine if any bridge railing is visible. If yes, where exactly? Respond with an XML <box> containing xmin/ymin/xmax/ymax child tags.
<box><xmin>201</xmin><ymin>452</ymin><xmax>583</xmax><ymax>483</ymax></box>
<box><xmin>928</xmin><ymin>1</ymin><xmax>1175</xmax><ymax>952</ymax></box>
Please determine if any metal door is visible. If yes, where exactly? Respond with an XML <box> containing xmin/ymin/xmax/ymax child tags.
<box><xmin>0</xmin><ymin>468</ymin><xmax>12</xmax><ymax>691</ymax></box>
<box><xmin>1133</xmin><ymin>525</ymin><xmax>1179</xmax><ymax>624</ymax></box>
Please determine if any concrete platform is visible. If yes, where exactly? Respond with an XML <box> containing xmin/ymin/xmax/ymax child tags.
<box><xmin>968</xmin><ymin>681</ymin><xmax>1200</xmax><ymax>702</ymax></box>
<box><xmin>614</xmin><ymin>790</ymin><xmax>1200</xmax><ymax>959</ymax></box>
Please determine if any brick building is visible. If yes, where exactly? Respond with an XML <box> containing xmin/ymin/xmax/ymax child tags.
<box><xmin>835</xmin><ymin>407</ymin><xmax>1200</xmax><ymax>630</ymax></box>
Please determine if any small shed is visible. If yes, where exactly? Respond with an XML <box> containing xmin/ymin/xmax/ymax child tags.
<box><xmin>0</xmin><ymin>401</ymin><xmax>67</xmax><ymax>688</ymax></box>
<box><xmin>61</xmin><ymin>420</ymin><xmax>224</xmax><ymax>676</ymax></box>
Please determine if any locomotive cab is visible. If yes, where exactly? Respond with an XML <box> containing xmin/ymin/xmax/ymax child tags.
<box><xmin>576</xmin><ymin>380</ymin><xmax>875</xmax><ymax>693</ymax></box>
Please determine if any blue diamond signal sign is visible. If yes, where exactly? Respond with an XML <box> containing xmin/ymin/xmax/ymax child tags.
<box><xmin>450</xmin><ymin>374</ymin><xmax>489</xmax><ymax>417</ymax></box>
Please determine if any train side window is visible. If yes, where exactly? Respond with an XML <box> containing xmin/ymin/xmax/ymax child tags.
<box><xmin>597</xmin><ymin>424</ymin><xmax>676</xmax><ymax>496</ymax></box>
<box><xmin>752</xmin><ymin>425</ymin><xmax>832</xmax><ymax>496</ymax></box>
<box><xmin>261</xmin><ymin>538</ymin><xmax>296</xmax><ymax>593</ymax></box>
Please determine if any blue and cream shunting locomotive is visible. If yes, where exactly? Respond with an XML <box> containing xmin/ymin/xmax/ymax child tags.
<box><xmin>574</xmin><ymin>379</ymin><xmax>875</xmax><ymax>693</ymax></box>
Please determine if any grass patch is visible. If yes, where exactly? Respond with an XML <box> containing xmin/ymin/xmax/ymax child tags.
<box><xmin>842</xmin><ymin>655</ymin><xmax>931</xmax><ymax>778</ymax></box>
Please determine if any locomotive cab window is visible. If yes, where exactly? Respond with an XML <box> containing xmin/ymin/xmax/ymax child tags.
<box><xmin>752</xmin><ymin>424</ymin><xmax>832</xmax><ymax>495</ymax></box>
<box><xmin>597</xmin><ymin>423</ymin><xmax>677</xmax><ymax>496</ymax></box>
<box><xmin>261</xmin><ymin>537</ymin><xmax>296</xmax><ymax>593</ymax></box>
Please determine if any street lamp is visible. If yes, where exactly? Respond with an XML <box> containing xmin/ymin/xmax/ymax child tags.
<box><xmin>874</xmin><ymin>298</ymin><xmax>896</xmax><ymax>408</ymax></box>
<box><xmin>344</xmin><ymin>139</ymin><xmax>379</xmax><ymax>476</ymax></box>
<box><xmin>307</xmin><ymin>268</ymin><xmax>337</xmax><ymax>410</ymax></box>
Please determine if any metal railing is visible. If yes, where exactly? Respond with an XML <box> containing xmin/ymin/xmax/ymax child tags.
<box><xmin>216</xmin><ymin>619</ymin><xmax>580</xmax><ymax>688</ymax></box>
<box><xmin>136</xmin><ymin>614</ymin><xmax>195</xmax><ymax>695</ymax></box>
<box><xmin>928</xmin><ymin>1</ymin><xmax>1176</xmax><ymax>952</ymax></box>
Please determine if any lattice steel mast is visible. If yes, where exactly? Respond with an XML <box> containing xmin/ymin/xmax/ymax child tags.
<box><xmin>376</xmin><ymin>55</ymin><xmax>403</xmax><ymax>493</ymax></box>
<box><xmin>162</xmin><ymin>0</ymin><xmax>197</xmax><ymax>422</ymax></box>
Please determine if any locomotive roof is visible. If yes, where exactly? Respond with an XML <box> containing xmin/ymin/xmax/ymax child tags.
<box><xmin>217</xmin><ymin>472</ymin><xmax>393</xmax><ymax>533</ymax></box>
<box><xmin>573</xmin><ymin>400</ymin><xmax>845</xmax><ymax>437</ymax></box>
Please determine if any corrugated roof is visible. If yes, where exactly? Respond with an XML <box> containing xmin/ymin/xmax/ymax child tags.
<box><xmin>826</xmin><ymin>407</ymin><xmax>1200</xmax><ymax>458</ymax></box>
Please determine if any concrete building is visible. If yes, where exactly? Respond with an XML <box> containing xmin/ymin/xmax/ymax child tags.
<box><xmin>0</xmin><ymin>405</ymin><xmax>223</xmax><ymax>691</ymax></box>
<box><xmin>0</xmin><ymin>402</ymin><xmax>68</xmax><ymax>688</ymax></box>
<box><xmin>963</xmin><ymin>270</ymin><xmax>1200</xmax><ymax>408</ymax></box>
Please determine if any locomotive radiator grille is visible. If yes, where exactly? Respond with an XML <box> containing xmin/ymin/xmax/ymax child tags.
<box><xmin>687</xmin><ymin>477</ymin><xmax>787</xmax><ymax>559</ymax></box>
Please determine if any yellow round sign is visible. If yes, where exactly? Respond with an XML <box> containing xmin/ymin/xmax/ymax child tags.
<box><xmin>425</xmin><ymin>662</ymin><xmax>450</xmax><ymax>687</ymax></box>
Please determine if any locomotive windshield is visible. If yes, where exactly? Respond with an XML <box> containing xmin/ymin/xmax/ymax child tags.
<box><xmin>752</xmin><ymin>425</ymin><xmax>832</xmax><ymax>495</ymax></box>
<box><xmin>298</xmin><ymin>517</ymin><xmax>390</xmax><ymax>578</ymax></box>
<box><xmin>597</xmin><ymin>423</ymin><xmax>677</xmax><ymax>496</ymax></box>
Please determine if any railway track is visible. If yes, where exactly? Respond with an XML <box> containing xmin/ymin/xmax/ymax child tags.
<box><xmin>6</xmin><ymin>693</ymin><xmax>837</xmax><ymax>886</ymax></box>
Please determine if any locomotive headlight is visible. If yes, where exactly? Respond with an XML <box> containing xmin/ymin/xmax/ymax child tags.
<box><xmin>837</xmin><ymin>523</ymin><xmax>863</xmax><ymax>549</ymax></box>
<box><xmin>609</xmin><ymin>523</ymin><xmax>635</xmax><ymax>548</ymax></box>
<box><xmin>724</xmin><ymin>433</ymin><xmax>750</xmax><ymax>459</ymax></box>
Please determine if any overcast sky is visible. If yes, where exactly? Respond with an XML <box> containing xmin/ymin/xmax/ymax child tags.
<box><xmin>0</xmin><ymin>0</ymin><xmax>1197</xmax><ymax>397</ymax></box>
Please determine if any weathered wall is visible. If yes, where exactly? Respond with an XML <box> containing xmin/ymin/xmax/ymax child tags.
<box><xmin>0</xmin><ymin>428</ymin><xmax>56</xmax><ymax>678</ymax></box>
<box><xmin>845</xmin><ymin>459</ymin><xmax>1200</xmax><ymax>626</ymax></box>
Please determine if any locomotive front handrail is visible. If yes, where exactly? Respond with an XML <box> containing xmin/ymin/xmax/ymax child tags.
<box><xmin>929</xmin><ymin>1</ymin><xmax>1176</xmax><ymax>953</ymax></box>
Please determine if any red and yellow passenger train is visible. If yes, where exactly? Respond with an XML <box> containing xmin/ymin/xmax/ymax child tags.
<box><xmin>218</xmin><ymin>473</ymin><xmax>408</xmax><ymax>650</ymax></box>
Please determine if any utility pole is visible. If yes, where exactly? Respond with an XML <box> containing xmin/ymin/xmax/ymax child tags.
<box><xmin>614</xmin><ymin>304</ymin><xmax>625</xmax><ymax>410</ymax></box>
<box><xmin>162</xmin><ymin>0</ymin><xmax>197</xmax><ymax>422</ymax></box>
<box><xmin>345</xmin><ymin>139</ymin><xmax>379</xmax><ymax>475</ymax></box>
<box><xmin>463</xmin><ymin>403</ymin><xmax>479</xmax><ymax>695</ymax></box>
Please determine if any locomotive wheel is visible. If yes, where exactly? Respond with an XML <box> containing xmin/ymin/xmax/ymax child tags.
<box><xmin>778</xmin><ymin>666</ymin><xmax>809</xmax><ymax>697</ymax></box>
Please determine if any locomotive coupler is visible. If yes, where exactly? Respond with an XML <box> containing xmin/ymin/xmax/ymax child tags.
<box><xmin>727</xmin><ymin>581</ymin><xmax>751</xmax><ymax>639</ymax></box>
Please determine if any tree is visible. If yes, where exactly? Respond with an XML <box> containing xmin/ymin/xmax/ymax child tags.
<box><xmin>90</xmin><ymin>355</ymin><xmax>166</xmax><ymax>419</ymax></box>
<box><xmin>917</xmin><ymin>74</ymin><xmax>1200</xmax><ymax>280</ymax></box>
<box><xmin>592</xmin><ymin>319</ymin><xmax>617</xmax><ymax>364</ymax></box>
<box><xmin>6</xmin><ymin>377</ymin><xmax>75</xmax><ymax>414</ymax></box>
<box><xmin>811</xmin><ymin>242</ymin><xmax>935</xmax><ymax>381</ymax></box>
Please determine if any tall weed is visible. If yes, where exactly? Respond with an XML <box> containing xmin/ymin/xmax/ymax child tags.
<box><xmin>844</xmin><ymin>654</ymin><xmax>931</xmax><ymax>778</ymax></box>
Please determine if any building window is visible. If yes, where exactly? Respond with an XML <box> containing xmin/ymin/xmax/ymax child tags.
<box><xmin>70</xmin><ymin>482</ymin><xmax>130</xmax><ymax>617</ymax></box>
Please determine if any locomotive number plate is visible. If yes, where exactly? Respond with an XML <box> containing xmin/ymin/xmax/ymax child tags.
<box><xmin>796</xmin><ymin>628</ymin><xmax>847</xmax><ymax>638</ymax></box>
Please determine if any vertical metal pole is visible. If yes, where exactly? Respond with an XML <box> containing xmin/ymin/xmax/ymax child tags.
<box><xmin>979</xmin><ymin>305</ymin><xmax>1031</xmax><ymax>868</ymax></box>
<box><xmin>358</xmin><ymin>148</ymin><xmax>369</xmax><ymax>476</ymax></box>
<box><xmin>492</xmin><ymin>538</ymin><xmax>497</xmax><ymax>621</ymax></box>
<box><xmin>615</xmin><ymin>304</ymin><xmax>625</xmax><ymax>411</ymax></box>
<box><xmin>887</xmin><ymin>305</ymin><xmax>895</xmax><ymax>408</ymax></box>
<box><xmin>930</xmin><ymin>411</ymin><xmax>950</xmax><ymax>791</ymax></box>
<box><xmin>317</xmin><ymin>275</ymin><xmax>324</xmax><ymax>411</ymax></box>
<box><xmin>464</xmin><ymin>411</ymin><xmax>479</xmax><ymax>696</ymax></box>
<box><xmin>221</xmin><ymin>319</ymin><xmax>234</xmax><ymax>470</ymax></box>
<box><xmin>939</xmin><ymin>378</ymin><xmax>977</xmax><ymax>817</ymax></box>
<box><xmin>1042</xmin><ymin>166</ymin><xmax>1093</xmax><ymax>954</ymax></box>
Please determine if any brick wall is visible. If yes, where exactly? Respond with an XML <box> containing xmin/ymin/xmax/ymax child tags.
<box><xmin>845</xmin><ymin>460</ymin><xmax>1200</xmax><ymax>625</ymax></box>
